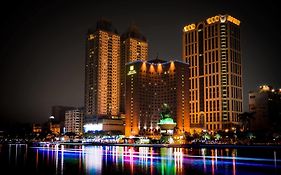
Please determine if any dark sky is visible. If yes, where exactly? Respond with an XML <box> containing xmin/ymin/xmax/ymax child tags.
<box><xmin>1</xmin><ymin>0</ymin><xmax>280</xmax><ymax>124</ymax></box>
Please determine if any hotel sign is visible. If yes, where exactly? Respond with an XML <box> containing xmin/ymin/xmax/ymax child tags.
<box><xmin>127</xmin><ymin>65</ymin><xmax>137</xmax><ymax>75</ymax></box>
<box><xmin>227</xmin><ymin>15</ymin><xmax>240</xmax><ymax>26</ymax></box>
<box><xmin>183</xmin><ymin>24</ymin><xmax>196</xmax><ymax>32</ymax></box>
<box><xmin>207</xmin><ymin>16</ymin><xmax>220</xmax><ymax>24</ymax></box>
<box><xmin>206</xmin><ymin>15</ymin><xmax>240</xmax><ymax>26</ymax></box>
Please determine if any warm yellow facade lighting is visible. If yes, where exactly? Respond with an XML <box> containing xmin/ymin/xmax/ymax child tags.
<box><xmin>149</xmin><ymin>64</ymin><xmax>155</xmax><ymax>73</ymax></box>
<box><xmin>169</xmin><ymin>61</ymin><xmax>175</xmax><ymax>72</ymax></box>
<box><xmin>157</xmin><ymin>63</ymin><xmax>163</xmax><ymax>73</ymax></box>
<box><xmin>141</xmin><ymin>62</ymin><xmax>147</xmax><ymax>72</ymax></box>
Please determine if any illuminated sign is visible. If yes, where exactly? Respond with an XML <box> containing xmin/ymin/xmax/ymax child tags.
<box><xmin>227</xmin><ymin>15</ymin><xmax>240</xmax><ymax>26</ymax></box>
<box><xmin>183</xmin><ymin>24</ymin><xmax>196</xmax><ymax>32</ymax></box>
<box><xmin>206</xmin><ymin>15</ymin><xmax>220</xmax><ymax>24</ymax></box>
<box><xmin>206</xmin><ymin>15</ymin><xmax>240</xmax><ymax>26</ymax></box>
<box><xmin>127</xmin><ymin>65</ymin><xmax>137</xmax><ymax>75</ymax></box>
<box><xmin>220</xmin><ymin>15</ymin><xmax>227</xmax><ymax>23</ymax></box>
<box><xmin>84</xmin><ymin>123</ymin><xmax>102</xmax><ymax>132</ymax></box>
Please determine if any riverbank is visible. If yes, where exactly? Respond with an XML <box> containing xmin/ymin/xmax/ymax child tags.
<box><xmin>89</xmin><ymin>142</ymin><xmax>281</xmax><ymax>149</ymax></box>
<box><xmin>7</xmin><ymin>141</ymin><xmax>281</xmax><ymax>149</ymax></box>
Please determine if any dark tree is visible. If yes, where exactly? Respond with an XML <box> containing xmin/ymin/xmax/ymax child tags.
<box><xmin>238</xmin><ymin>112</ymin><xmax>255</xmax><ymax>131</ymax></box>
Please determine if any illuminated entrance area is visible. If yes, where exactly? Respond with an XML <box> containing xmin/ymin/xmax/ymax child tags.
<box><xmin>158</xmin><ymin>104</ymin><xmax>177</xmax><ymax>144</ymax></box>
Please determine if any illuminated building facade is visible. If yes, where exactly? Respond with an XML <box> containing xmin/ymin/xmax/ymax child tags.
<box><xmin>120</xmin><ymin>24</ymin><xmax>148</xmax><ymax>114</ymax></box>
<box><xmin>85</xmin><ymin>19</ymin><xmax>120</xmax><ymax>118</ymax></box>
<box><xmin>32</xmin><ymin>124</ymin><xmax>42</xmax><ymax>133</ymax></box>
<box><xmin>48</xmin><ymin>116</ymin><xmax>61</xmax><ymax>134</ymax></box>
<box><xmin>50</xmin><ymin>124</ymin><xmax>60</xmax><ymax>135</ymax></box>
<box><xmin>182</xmin><ymin>14</ymin><xmax>243</xmax><ymax>131</ymax></box>
<box><xmin>65</xmin><ymin>108</ymin><xmax>84</xmax><ymax>135</ymax></box>
<box><xmin>249</xmin><ymin>85</ymin><xmax>281</xmax><ymax>131</ymax></box>
<box><xmin>125</xmin><ymin>59</ymin><xmax>190</xmax><ymax>136</ymax></box>
<box><xmin>83</xmin><ymin>118</ymin><xmax>124</xmax><ymax>134</ymax></box>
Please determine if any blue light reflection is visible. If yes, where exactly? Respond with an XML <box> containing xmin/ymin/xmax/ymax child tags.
<box><xmin>31</xmin><ymin>145</ymin><xmax>281</xmax><ymax>175</ymax></box>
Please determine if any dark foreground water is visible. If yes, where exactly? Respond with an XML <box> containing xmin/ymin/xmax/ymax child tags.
<box><xmin>0</xmin><ymin>144</ymin><xmax>281</xmax><ymax>175</ymax></box>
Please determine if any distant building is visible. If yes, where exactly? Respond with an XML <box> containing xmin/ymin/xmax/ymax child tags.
<box><xmin>32</xmin><ymin>123</ymin><xmax>42</xmax><ymax>133</ymax></box>
<box><xmin>85</xmin><ymin>19</ymin><xmax>120</xmax><ymax>118</ymax></box>
<box><xmin>50</xmin><ymin>123</ymin><xmax>60</xmax><ymax>135</ymax></box>
<box><xmin>48</xmin><ymin>116</ymin><xmax>60</xmax><ymax>134</ymax></box>
<box><xmin>51</xmin><ymin>105</ymin><xmax>76</xmax><ymax>131</ymax></box>
<box><xmin>120</xmin><ymin>24</ymin><xmax>148</xmax><ymax>114</ymax></box>
<box><xmin>125</xmin><ymin>59</ymin><xmax>190</xmax><ymax>137</ymax></box>
<box><xmin>182</xmin><ymin>14</ymin><xmax>243</xmax><ymax>132</ymax></box>
<box><xmin>249</xmin><ymin>85</ymin><xmax>281</xmax><ymax>131</ymax></box>
<box><xmin>65</xmin><ymin>108</ymin><xmax>84</xmax><ymax>135</ymax></box>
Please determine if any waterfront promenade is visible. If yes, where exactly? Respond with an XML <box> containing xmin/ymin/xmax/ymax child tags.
<box><xmin>94</xmin><ymin>143</ymin><xmax>281</xmax><ymax>149</ymax></box>
<box><xmin>30</xmin><ymin>141</ymin><xmax>281</xmax><ymax>150</ymax></box>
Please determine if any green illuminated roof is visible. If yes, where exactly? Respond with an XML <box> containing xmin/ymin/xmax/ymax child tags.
<box><xmin>159</xmin><ymin>118</ymin><xmax>176</xmax><ymax>124</ymax></box>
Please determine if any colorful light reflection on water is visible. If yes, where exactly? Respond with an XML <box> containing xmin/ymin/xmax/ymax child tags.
<box><xmin>1</xmin><ymin>144</ymin><xmax>281</xmax><ymax>175</ymax></box>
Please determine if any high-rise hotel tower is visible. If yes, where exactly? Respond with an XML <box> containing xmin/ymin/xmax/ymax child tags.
<box><xmin>85</xmin><ymin>19</ymin><xmax>120</xmax><ymax>118</ymax></box>
<box><xmin>182</xmin><ymin>14</ymin><xmax>242</xmax><ymax>131</ymax></box>
<box><xmin>120</xmin><ymin>24</ymin><xmax>148</xmax><ymax>114</ymax></box>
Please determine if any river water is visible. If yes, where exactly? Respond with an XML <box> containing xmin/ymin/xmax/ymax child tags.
<box><xmin>0</xmin><ymin>144</ymin><xmax>280</xmax><ymax>175</ymax></box>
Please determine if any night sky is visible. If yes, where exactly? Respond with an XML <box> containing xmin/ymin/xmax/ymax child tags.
<box><xmin>1</xmin><ymin>0</ymin><xmax>280</xmax><ymax>124</ymax></box>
